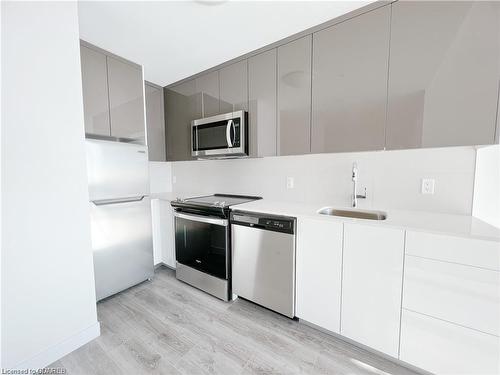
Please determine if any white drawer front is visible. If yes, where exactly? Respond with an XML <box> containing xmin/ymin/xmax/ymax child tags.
<box><xmin>400</xmin><ymin>309</ymin><xmax>499</xmax><ymax>375</ymax></box>
<box><xmin>406</xmin><ymin>231</ymin><xmax>500</xmax><ymax>271</ymax></box>
<box><xmin>403</xmin><ymin>255</ymin><xmax>500</xmax><ymax>336</ymax></box>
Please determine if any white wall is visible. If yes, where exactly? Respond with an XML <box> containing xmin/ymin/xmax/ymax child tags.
<box><xmin>149</xmin><ymin>161</ymin><xmax>172</xmax><ymax>194</ymax></box>
<box><xmin>172</xmin><ymin>146</ymin><xmax>476</xmax><ymax>215</ymax></box>
<box><xmin>1</xmin><ymin>2</ymin><xmax>99</xmax><ymax>369</ymax></box>
<box><xmin>473</xmin><ymin>145</ymin><xmax>500</xmax><ymax>228</ymax></box>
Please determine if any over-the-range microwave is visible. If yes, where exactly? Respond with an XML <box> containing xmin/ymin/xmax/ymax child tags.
<box><xmin>191</xmin><ymin>110</ymin><xmax>248</xmax><ymax>159</ymax></box>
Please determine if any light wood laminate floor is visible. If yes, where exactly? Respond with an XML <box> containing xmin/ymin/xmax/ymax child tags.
<box><xmin>52</xmin><ymin>267</ymin><xmax>419</xmax><ymax>375</ymax></box>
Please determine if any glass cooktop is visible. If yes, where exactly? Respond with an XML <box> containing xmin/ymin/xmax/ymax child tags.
<box><xmin>181</xmin><ymin>194</ymin><xmax>261</xmax><ymax>208</ymax></box>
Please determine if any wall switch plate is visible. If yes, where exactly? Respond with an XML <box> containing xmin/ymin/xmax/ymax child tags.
<box><xmin>421</xmin><ymin>178</ymin><xmax>435</xmax><ymax>195</ymax></box>
<box><xmin>172</xmin><ymin>175</ymin><xmax>177</xmax><ymax>184</ymax></box>
<box><xmin>286</xmin><ymin>177</ymin><xmax>294</xmax><ymax>189</ymax></box>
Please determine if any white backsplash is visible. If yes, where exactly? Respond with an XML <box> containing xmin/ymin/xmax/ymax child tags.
<box><xmin>170</xmin><ymin>146</ymin><xmax>477</xmax><ymax>215</ymax></box>
<box><xmin>473</xmin><ymin>145</ymin><xmax>500</xmax><ymax>227</ymax></box>
<box><xmin>149</xmin><ymin>161</ymin><xmax>173</xmax><ymax>193</ymax></box>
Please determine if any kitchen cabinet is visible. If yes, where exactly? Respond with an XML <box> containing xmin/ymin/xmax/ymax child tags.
<box><xmin>151</xmin><ymin>199</ymin><xmax>175</xmax><ymax>268</ymax></box>
<box><xmin>341</xmin><ymin>223</ymin><xmax>405</xmax><ymax>357</ymax></box>
<box><xmin>277</xmin><ymin>36</ymin><xmax>312</xmax><ymax>156</ymax></box>
<box><xmin>400</xmin><ymin>309</ymin><xmax>499</xmax><ymax>375</ymax></box>
<box><xmin>405</xmin><ymin>230</ymin><xmax>499</xmax><ymax>271</ymax></box>
<box><xmin>165</xmin><ymin>79</ymin><xmax>199</xmax><ymax>161</ymax></box>
<box><xmin>107</xmin><ymin>56</ymin><xmax>146</xmax><ymax>143</ymax></box>
<box><xmin>296</xmin><ymin>218</ymin><xmax>343</xmax><ymax>333</ymax></box>
<box><xmin>403</xmin><ymin>255</ymin><xmax>499</xmax><ymax>336</ymax></box>
<box><xmin>386</xmin><ymin>1</ymin><xmax>500</xmax><ymax>149</ymax></box>
<box><xmin>80</xmin><ymin>41</ymin><xmax>146</xmax><ymax>143</ymax></box>
<box><xmin>220</xmin><ymin>60</ymin><xmax>248</xmax><ymax>113</ymax></box>
<box><xmin>248</xmin><ymin>49</ymin><xmax>277</xmax><ymax>157</ymax></box>
<box><xmin>196</xmin><ymin>71</ymin><xmax>219</xmax><ymax>117</ymax></box>
<box><xmin>311</xmin><ymin>6</ymin><xmax>390</xmax><ymax>153</ymax></box>
<box><xmin>80</xmin><ymin>45</ymin><xmax>111</xmax><ymax>136</ymax></box>
<box><xmin>401</xmin><ymin>230</ymin><xmax>500</xmax><ymax>373</ymax></box>
<box><xmin>145</xmin><ymin>82</ymin><xmax>166</xmax><ymax>161</ymax></box>
<box><xmin>496</xmin><ymin>87</ymin><xmax>500</xmax><ymax>144</ymax></box>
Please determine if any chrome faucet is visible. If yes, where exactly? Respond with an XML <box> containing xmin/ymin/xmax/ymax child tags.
<box><xmin>352</xmin><ymin>162</ymin><xmax>367</xmax><ymax>208</ymax></box>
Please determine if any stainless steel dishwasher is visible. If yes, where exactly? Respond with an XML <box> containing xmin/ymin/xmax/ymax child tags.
<box><xmin>230</xmin><ymin>211</ymin><xmax>296</xmax><ymax>318</ymax></box>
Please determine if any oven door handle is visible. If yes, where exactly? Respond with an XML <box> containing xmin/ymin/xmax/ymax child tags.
<box><xmin>174</xmin><ymin>211</ymin><xmax>228</xmax><ymax>226</ymax></box>
<box><xmin>226</xmin><ymin>119</ymin><xmax>234</xmax><ymax>148</ymax></box>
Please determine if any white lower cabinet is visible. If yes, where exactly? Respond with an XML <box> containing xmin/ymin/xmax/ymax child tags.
<box><xmin>296</xmin><ymin>218</ymin><xmax>343</xmax><ymax>333</ymax></box>
<box><xmin>400</xmin><ymin>309</ymin><xmax>499</xmax><ymax>375</ymax></box>
<box><xmin>151</xmin><ymin>199</ymin><xmax>176</xmax><ymax>268</ymax></box>
<box><xmin>341</xmin><ymin>223</ymin><xmax>405</xmax><ymax>357</ymax></box>
<box><xmin>403</xmin><ymin>255</ymin><xmax>500</xmax><ymax>336</ymax></box>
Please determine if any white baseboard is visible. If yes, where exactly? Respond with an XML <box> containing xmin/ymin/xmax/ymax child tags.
<box><xmin>14</xmin><ymin>321</ymin><xmax>100</xmax><ymax>370</ymax></box>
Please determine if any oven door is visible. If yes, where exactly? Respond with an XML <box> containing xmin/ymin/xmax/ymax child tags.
<box><xmin>192</xmin><ymin>111</ymin><xmax>246</xmax><ymax>158</ymax></box>
<box><xmin>174</xmin><ymin>211</ymin><xmax>229</xmax><ymax>280</ymax></box>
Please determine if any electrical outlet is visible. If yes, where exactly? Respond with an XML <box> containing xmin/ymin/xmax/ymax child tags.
<box><xmin>286</xmin><ymin>177</ymin><xmax>294</xmax><ymax>189</ymax></box>
<box><xmin>421</xmin><ymin>178</ymin><xmax>435</xmax><ymax>195</ymax></box>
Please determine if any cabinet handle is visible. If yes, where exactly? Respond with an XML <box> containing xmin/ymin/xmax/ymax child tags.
<box><xmin>92</xmin><ymin>196</ymin><xmax>145</xmax><ymax>206</ymax></box>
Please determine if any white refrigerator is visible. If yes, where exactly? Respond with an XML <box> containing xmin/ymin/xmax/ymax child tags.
<box><xmin>86</xmin><ymin>138</ymin><xmax>154</xmax><ymax>301</ymax></box>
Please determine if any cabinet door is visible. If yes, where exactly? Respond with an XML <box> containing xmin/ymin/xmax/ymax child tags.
<box><xmin>196</xmin><ymin>71</ymin><xmax>219</xmax><ymax>117</ymax></box>
<box><xmin>162</xmin><ymin>202</ymin><xmax>176</xmax><ymax>269</ymax></box>
<box><xmin>312</xmin><ymin>6</ymin><xmax>390</xmax><ymax>153</ymax></box>
<box><xmin>107</xmin><ymin>56</ymin><xmax>146</xmax><ymax>143</ymax></box>
<box><xmin>248</xmin><ymin>49</ymin><xmax>277</xmax><ymax>157</ymax></box>
<box><xmin>341</xmin><ymin>223</ymin><xmax>405</xmax><ymax>357</ymax></box>
<box><xmin>151</xmin><ymin>199</ymin><xmax>162</xmax><ymax>265</ymax></box>
<box><xmin>165</xmin><ymin>80</ymin><xmax>199</xmax><ymax>161</ymax></box>
<box><xmin>80</xmin><ymin>45</ymin><xmax>110</xmax><ymax>136</ymax></box>
<box><xmin>220</xmin><ymin>60</ymin><xmax>248</xmax><ymax>113</ymax></box>
<box><xmin>277</xmin><ymin>36</ymin><xmax>312</xmax><ymax>156</ymax></box>
<box><xmin>496</xmin><ymin>84</ymin><xmax>500</xmax><ymax>144</ymax></box>
<box><xmin>151</xmin><ymin>199</ymin><xmax>176</xmax><ymax>268</ymax></box>
<box><xmin>145</xmin><ymin>83</ymin><xmax>166</xmax><ymax>161</ymax></box>
<box><xmin>387</xmin><ymin>1</ymin><xmax>500</xmax><ymax>149</ymax></box>
<box><xmin>296</xmin><ymin>218</ymin><xmax>343</xmax><ymax>333</ymax></box>
<box><xmin>400</xmin><ymin>309</ymin><xmax>499</xmax><ymax>375</ymax></box>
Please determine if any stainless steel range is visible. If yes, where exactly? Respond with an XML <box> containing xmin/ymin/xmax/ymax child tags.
<box><xmin>171</xmin><ymin>194</ymin><xmax>261</xmax><ymax>301</ymax></box>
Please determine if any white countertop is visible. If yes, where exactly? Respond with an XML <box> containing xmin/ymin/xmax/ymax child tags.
<box><xmin>232</xmin><ymin>200</ymin><xmax>500</xmax><ymax>242</ymax></box>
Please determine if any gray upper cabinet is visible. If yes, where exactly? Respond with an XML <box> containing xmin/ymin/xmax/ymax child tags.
<box><xmin>107</xmin><ymin>56</ymin><xmax>146</xmax><ymax>143</ymax></box>
<box><xmin>80</xmin><ymin>45</ymin><xmax>111</xmax><ymax>136</ymax></box>
<box><xmin>165</xmin><ymin>80</ymin><xmax>198</xmax><ymax>161</ymax></box>
<box><xmin>145</xmin><ymin>82</ymin><xmax>166</xmax><ymax>161</ymax></box>
<box><xmin>387</xmin><ymin>1</ymin><xmax>500</xmax><ymax>149</ymax></box>
<box><xmin>278</xmin><ymin>36</ymin><xmax>312</xmax><ymax>156</ymax></box>
<box><xmin>312</xmin><ymin>6</ymin><xmax>390</xmax><ymax>153</ymax></box>
<box><xmin>248</xmin><ymin>49</ymin><xmax>277</xmax><ymax>157</ymax></box>
<box><xmin>196</xmin><ymin>71</ymin><xmax>220</xmax><ymax>117</ymax></box>
<box><xmin>220</xmin><ymin>60</ymin><xmax>248</xmax><ymax>113</ymax></box>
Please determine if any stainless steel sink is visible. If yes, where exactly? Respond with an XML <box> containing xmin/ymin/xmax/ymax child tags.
<box><xmin>317</xmin><ymin>207</ymin><xmax>387</xmax><ymax>220</ymax></box>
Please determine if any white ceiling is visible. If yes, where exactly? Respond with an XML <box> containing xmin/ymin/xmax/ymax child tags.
<box><xmin>78</xmin><ymin>1</ymin><xmax>371</xmax><ymax>87</ymax></box>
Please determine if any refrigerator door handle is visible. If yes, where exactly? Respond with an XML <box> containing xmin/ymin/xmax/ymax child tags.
<box><xmin>92</xmin><ymin>196</ymin><xmax>145</xmax><ymax>206</ymax></box>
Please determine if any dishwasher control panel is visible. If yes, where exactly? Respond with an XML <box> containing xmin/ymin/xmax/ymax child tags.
<box><xmin>231</xmin><ymin>212</ymin><xmax>295</xmax><ymax>234</ymax></box>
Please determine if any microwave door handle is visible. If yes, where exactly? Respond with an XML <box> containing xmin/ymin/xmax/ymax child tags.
<box><xmin>226</xmin><ymin>120</ymin><xmax>234</xmax><ymax>148</ymax></box>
